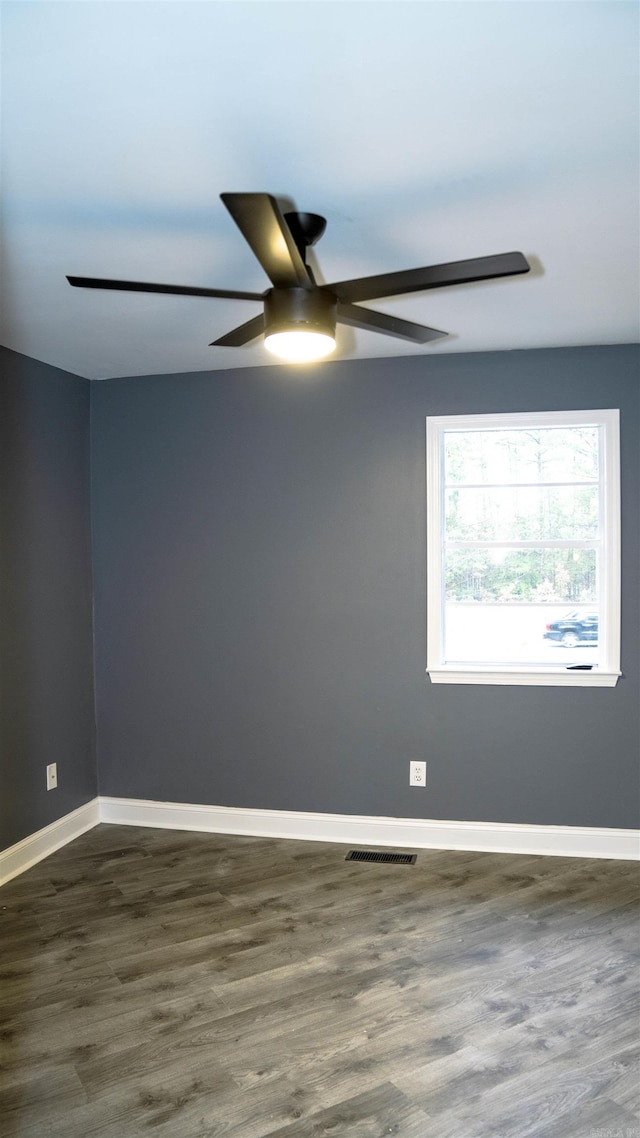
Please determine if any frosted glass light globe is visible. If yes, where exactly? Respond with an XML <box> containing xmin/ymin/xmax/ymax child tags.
<box><xmin>264</xmin><ymin>330</ymin><xmax>336</xmax><ymax>363</ymax></box>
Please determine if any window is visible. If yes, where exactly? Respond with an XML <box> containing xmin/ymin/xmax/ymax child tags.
<box><xmin>426</xmin><ymin>409</ymin><xmax>620</xmax><ymax>686</ymax></box>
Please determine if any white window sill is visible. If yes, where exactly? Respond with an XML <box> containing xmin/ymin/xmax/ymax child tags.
<box><xmin>427</xmin><ymin>667</ymin><xmax>621</xmax><ymax>687</ymax></box>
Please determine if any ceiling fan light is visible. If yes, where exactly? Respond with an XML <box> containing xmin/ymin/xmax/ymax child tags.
<box><xmin>264</xmin><ymin>329</ymin><xmax>336</xmax><ymax>363</ymax></box>
<box><xmin>263</xmin><ymin>286</ymin><xmax>337</xmax><ymax>364</ymax></box>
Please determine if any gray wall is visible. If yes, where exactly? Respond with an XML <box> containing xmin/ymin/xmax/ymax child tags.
<box><xmin>91</xmin><ymin>344</ymin><xmax>639</xmax><ymax>829</ymax></box>
<box><xmin>0</xmin><ymin>347</ymin><xmax>97</xmax><ymax>849</ymax></box>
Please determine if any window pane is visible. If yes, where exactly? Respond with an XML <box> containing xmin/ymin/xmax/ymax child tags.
<box><xmin>443</xmin><ymin>547</ymin><xmax>597</xmax><ymax>603</ymax></box>
<box><xmin>443</xmin><ymin>602</ymin><xmax>600</xmax><ymax>665</ymax></box>
<box><xmin>445</xmin><ymin>485</ymin><xmax>599</xmax><ymax>542</ymax></box>
<box><xmin>444</xmin><ymin>426</ymin><xmax>599</xmax><ymax>485</ymax></box>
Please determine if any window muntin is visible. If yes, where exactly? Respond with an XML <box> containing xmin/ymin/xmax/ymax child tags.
<box><xmin>426</xmin><ymin>410</ymin><xmax>620</xmax><ymax>686</ymax></box>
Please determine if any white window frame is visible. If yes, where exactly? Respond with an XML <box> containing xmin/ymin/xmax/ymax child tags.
<box><xmin>426</xmin><ymin>408</ymin><xmax>621</xmax><ymax>687</ymax></box>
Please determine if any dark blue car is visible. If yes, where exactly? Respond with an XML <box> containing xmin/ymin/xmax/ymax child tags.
<box><xmin>544</xmin><ymin>611</ymin><xmax>598</xmax><ymax>648</ymax></box>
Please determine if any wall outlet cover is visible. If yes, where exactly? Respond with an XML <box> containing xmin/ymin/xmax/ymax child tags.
<box><xmin>410</xmin><ymin>761</ymin><xmax>426</xmax><ymax>787</ymax></box>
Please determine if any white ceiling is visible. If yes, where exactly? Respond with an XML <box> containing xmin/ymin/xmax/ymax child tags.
<box><xmin>1</xmin><ymin>1</ymin><xmax>638</xmax><ymax>380</ymax></box>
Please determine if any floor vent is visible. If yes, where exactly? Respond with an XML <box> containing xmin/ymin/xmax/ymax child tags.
<box><xmin>345</xmin><ymin>849</ymin><xmax>417</xmax><ymax>865</ymax></box>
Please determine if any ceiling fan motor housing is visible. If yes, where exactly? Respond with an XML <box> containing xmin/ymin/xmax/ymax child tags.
<box><xmin>264</xmin><ymin>287</ymin><xmax>337</xmax><ymax>338</ymax></box>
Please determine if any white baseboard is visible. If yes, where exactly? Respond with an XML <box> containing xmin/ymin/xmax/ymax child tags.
<box><xmin>98</xmin><ymin>797</ymin><xmax>640</xmax><ymax>861</ymax></box>
<box><xmin>0</xmin><ymin>798</ymin><xmax>100</xmax><ymax>887</ymax></box>
<box><xmin>2</xmin><ymin>797</ymin><xmax>636</xmax><ymax>887</ymax></box>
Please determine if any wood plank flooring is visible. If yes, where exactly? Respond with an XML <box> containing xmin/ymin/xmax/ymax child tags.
<box><xmin>1</xmin><ymin>824</ymin><xmax>638</xmax><ymax>1137</ymax></box>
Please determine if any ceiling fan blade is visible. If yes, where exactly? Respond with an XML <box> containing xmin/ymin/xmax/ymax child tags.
<box><xmin>67</xmin><ymin>276</ymin><xmax>263</xmax><ymax>301</ymax></box>
<box><xmin>210</xmin><ymin>313</ymin><xmax>264</xmax><ymax>347</ymax></box>
<box><xmin>337</xmin><ymin>302</ymin><xmax>447</xmax><ymax>344</ymax></box>
<box><xmin>329</xmin><ymin>252</ymin><xmax>530</xmax><ymax>303</ymax></box>
<box><xmin>220</xmin><ymin>193</ymin><xmax>312</xmax><ymax>290</ymax></box>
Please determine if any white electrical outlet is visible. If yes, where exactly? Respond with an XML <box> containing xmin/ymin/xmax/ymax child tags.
<box><xmin>410</xmin><ymin>761</ymin><xmax>426</xmax><ymax>787</ymax></box>
<box><xmin>46</xmin><ymin>763</ymin><xmax>58</xmax><ymax>791</ymax></box>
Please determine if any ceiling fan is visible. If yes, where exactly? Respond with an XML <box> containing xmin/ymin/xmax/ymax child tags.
<box><xmin>67</xmin><ymin>193</ymin><xmax>530</xmax><ymax>363</ymax></box>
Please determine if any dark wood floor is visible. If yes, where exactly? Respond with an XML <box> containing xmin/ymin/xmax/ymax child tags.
<box><xmin>1</xmin><ymin>824</ymin><xmax>638</xmax><ymax>1137</ymax></box>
